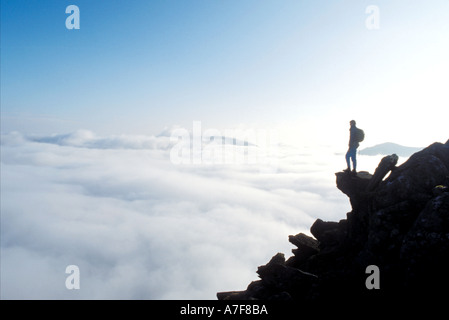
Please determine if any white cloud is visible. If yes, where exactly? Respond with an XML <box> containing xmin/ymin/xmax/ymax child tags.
<box><xmin>0</xmin><ymin>129</ymin><xmax>350</xmax><ymax>299</ymax></box>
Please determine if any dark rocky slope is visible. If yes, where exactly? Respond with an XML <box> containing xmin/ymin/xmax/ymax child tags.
<box><xmin>218</xmin><ymin>140</ymin><xmax>449</xmax><ymax>303</ymax></box>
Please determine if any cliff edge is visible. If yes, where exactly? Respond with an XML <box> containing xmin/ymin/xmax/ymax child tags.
<box><xmin>217</xmin><ymin>140</ymin><xmax>449</xmax><ymax>303</ymax></box>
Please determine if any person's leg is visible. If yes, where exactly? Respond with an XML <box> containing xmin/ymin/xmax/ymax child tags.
<box><xmin>345</xmin><ymin>149</ymin><xmax>351</xmax><ymax>170</ymax></box>
<box><xmin>350</xmin><ymin>147</ymin><xmax>357</xmax><ymax>171</ymax></box>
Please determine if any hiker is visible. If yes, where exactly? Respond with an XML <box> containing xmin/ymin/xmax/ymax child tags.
<box><xmin>345</xmin><ymin>120</ymin><xmax>364</xmax><ymax>173</ymax></box>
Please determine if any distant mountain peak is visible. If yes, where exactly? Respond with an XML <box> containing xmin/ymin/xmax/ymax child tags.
<box><xmin>360</xmin><ymin>142</ymin><xmax>423</xmax><ymax>157</ymax></box>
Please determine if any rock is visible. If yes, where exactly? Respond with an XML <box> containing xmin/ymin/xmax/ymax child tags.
<box><xmin>335</xmin><ymin>171</ymin><xmax>372</xmax><ymax>209</ymax></box>
<box><xmin>375</xmin><ymin>142</ymin><xmax>449</xmax><ymax>211</ymax></box>
<box><xmin>335</xmin><ymin>172</ymin><xmax>368</xmax><ymax>198</ymax></box>
<box><xmin>288</xmin><ymin>233</ymin><xmax>319</xmax><ymax>251</ymax></box>
<box><xmin>286</xmin><ymin>233</ymin><xmax>319</xmax><ymax>268</ymax></box>
<box><xmin>310</xmin><ymin>219</ymin><xmax>347</xmax><ymax>251</ymax></box>
<box><xmin>366</xmin><ymin>154</ymin><xmax>398</xmax><ymax>191</ymax></box>
<box><xmin>216</xmin><ymin>290</ymin><xmax>249</xmax><ymax>300</ymax></box>
<box><xmin>432</xmin><ymin>185</ymin><xmax>449</xmax><ymax>196</ymax></box>
<box><xmin>255</xmin><ymin>253</ymin><xmax>317</xmax><ymax>299</ymax></box>
<box><xmin>400</xmin><ymin>193</ymin><xmax>449</xmax><ymax>290</ymax></box>
<box><xmin>217</xmin><ymin>140</ymin><xmax>449</xmax><ymax>304</ymax></box>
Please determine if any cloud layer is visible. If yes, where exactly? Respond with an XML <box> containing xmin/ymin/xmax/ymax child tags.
<box><xmin>1</xmin><ymin>129</ymin><xmax>351</xmax><ymax>299</ymax></box>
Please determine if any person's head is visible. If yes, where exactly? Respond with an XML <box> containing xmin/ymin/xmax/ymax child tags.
<box><xmin>350</xmin><ymin>120</ymin><xmax>356</xmax><ymax>127</ymax></box>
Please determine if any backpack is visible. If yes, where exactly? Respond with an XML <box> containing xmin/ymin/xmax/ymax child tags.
<box><xmin>355</xmin><ymin>128</ymin><xmax>365</xmax><ymax>143</ymax></box>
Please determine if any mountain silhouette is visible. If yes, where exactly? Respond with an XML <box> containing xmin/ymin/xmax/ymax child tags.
<box><xmin>360</xmin><ymin>142</ymin><xmax>423</xmax><ymax>157</ymax></box>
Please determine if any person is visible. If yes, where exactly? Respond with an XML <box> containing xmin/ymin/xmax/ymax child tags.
<box><xmin>345</xmin><ymin>120</ymin><xmax>359</xmax><ymax>173</ymax></box>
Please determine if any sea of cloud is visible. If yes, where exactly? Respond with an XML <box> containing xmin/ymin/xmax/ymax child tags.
<box><xmin>0</xmin><ymin>128</ymin><xmax>380</xmax><ymax>300</ymax></box>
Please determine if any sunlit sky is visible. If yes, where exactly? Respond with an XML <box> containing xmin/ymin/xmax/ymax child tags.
<box><xmin>1</xmin><ymin>0</ymin><xmax>448</xmax><ymax>147</ymax></box>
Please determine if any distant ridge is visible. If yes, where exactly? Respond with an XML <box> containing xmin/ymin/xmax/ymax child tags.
<box><xmin>360</xmin><ymin>142</ymin><xmax>423</xmax><ymax>157</ymax></box>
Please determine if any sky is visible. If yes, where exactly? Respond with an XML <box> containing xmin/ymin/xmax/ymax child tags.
<box><xmin>1</xmin><ymin>0</ymin><xmax>448</xmax><ymax>146</ymax></box>
<box><xmin>1</xmin><ymin>0</ymin><xmax>448</xmax><ymax>300</ymax></box>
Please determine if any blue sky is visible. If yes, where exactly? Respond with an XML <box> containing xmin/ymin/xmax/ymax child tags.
<box><xmin>1</xmin><ymin>0</ymin><xmax>448</xmax><ymax>146</ymax></box>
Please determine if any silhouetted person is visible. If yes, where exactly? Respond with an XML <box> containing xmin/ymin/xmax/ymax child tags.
<box><xmin>345</xmin><ymin>120</ymin><xmax>363</xmax><ymax>173</ymax></box>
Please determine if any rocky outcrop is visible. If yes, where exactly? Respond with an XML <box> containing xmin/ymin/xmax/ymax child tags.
<box><xmin>217</xmin><ymin>140</ymin><xmax>449</xmax><ymax>303</ymax></box>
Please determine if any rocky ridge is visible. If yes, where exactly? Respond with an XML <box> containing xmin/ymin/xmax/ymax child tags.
<box><xmin>217</xmin><ymin>140</ymin><xmax>449</xmax><ymax>303</ymax></box>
